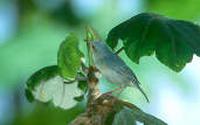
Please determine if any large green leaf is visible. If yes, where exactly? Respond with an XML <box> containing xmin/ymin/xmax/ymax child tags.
<box><xmin>106</xmin><ymin>13</ymin><xmax>200</xmax><ymax>72</ymax></box>
<box><xmin>105</xmin><ymin>100</ymin><xmax>167</xmax><ymax>125</ymax></box>
<box><xmin>57</xmin><ymin>33</ymin><xmax>84</xmax><ymax>79</ymax></box>
<box><xmin>111</xmin><ymin>107</ymin><xmax>136</xmax><ymax>125</ymax></box>
<box><xmin>25</xmin><ymin>65</ymin><xmax>83</xmax><ymax>109</ymax></box>
<box><xmin>112</xmin><ymin>107</ymin><xmax>167</xmax><ymax>125</ymax></box>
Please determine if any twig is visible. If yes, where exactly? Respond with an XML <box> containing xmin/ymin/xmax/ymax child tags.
<box><xmin>115</xmin><ymin>47</ymin><xmax>124</xmax><ymax>54</ymax></box>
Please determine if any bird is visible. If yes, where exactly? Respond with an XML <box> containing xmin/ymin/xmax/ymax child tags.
<box><xmin>90</xmin><ymin>41</ymin><xmax>149</xmax><ymax>102</ymax></box>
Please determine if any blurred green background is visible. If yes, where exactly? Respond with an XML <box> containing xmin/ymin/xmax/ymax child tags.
<box><xmin>0</xmin><ymin>0</ymin><xmax>200</xmax><ymax>125</ymax></box>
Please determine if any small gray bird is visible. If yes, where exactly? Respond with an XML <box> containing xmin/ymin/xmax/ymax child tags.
<box><xmin>90</xmin><ymin>41</ymin><xmax>149</xmax><ymax>102</ymax></box>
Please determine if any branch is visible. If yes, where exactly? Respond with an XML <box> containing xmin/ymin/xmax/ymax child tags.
<box><xmin>69</xmin><ymin>65</ymin><xmax>167</xmax><ymax>125</ymax></box>
<box><xmin>69</xmin><ymin>66</ymin><xmax>136</xmax><ymax>125</ymax></box>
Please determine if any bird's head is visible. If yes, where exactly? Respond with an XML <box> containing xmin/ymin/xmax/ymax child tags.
<box><xmin>90</xmin><ymin>41</ymin><xmax>113</xmax><ymax>60</ymax></box>
<box><xmin>90</xmin><ymin>41</ymin><xmax>107</xmax><ymax>53</ymax></box>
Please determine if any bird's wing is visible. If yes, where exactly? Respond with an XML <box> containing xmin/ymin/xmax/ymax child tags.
<box><xmin>105</xmin><ymin>54</ymin><xmax>137</xmax><ymax>81</ymax></box>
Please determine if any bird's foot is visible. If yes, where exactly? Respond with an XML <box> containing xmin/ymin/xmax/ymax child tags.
<box><xmin>103</xmin><ymin>86</ymin><xmax>126</xmax><ymax>96</ymax></box>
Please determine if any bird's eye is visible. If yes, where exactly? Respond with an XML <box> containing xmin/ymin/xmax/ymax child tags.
<box><xmin>92</xmin><ymin>44</ymin><xmax>96</xmax><ymax>50</ymax></box>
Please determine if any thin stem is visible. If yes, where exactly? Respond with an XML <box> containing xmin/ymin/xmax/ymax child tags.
<box><xmin>81</xmin><ymin>61</ymin><xmax>89</xmax><ymax>74</ymax></box>
<box><xmin>63</xmin><ymin>76</ymin><xmax>88</xmax><ymax>84</ymax></box>
<box><xmin>115</xmin><ymin>47</ymin><xmax>124</xmax><ymax>54</ymax></box>
<box><xmin>87</xmin><ymin>41</ymin><xmax>93</xmax><ymax>66</ymax></box>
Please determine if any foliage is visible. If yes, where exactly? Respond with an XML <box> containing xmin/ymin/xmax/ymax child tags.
<box><xmin>105</xmin><ymin>97</ymin><xmax>167</xmax><ymax>125</ymax></box>
<box><xmin>26</xmin><ymin>34</ymin><xmax>85</xmax><ymax>109</ymax></box>
<box><xmin>25</xmin><ymin>12</ymin><xmax>200</xmax><ymax>124</ymax></box>
<box><xmin>106</xmin><ymin>13</ymin><xmax>200</xmax><ymax>72</ymax></box>
<box><xmin>111</xmin><ymin>106</ymin><xmax>167</xmax><ymax>125</ymax></box>
<box><xmin>25</xmin><ymin>65</ymin><xmax>83</xmax><ymax>109</ymax></box>
<box><xmin>58</xmin><ymin>33</ymin><xmax>83</xmax><ymax>79</ymax></box>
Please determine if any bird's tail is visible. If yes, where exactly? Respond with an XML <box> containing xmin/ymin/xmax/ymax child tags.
<box><xmin>134</xmin><ymin>81</ymin><xmax>150</xmax><ymax>103</ymax></box>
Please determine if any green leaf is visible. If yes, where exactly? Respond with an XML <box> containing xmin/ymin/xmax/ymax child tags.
<box><xmin>77</xmin><ymin>80</ymin><xmax>88</xmax><ymax>93</ymax></box>
<box><xmin>72</xmin><ymin>79</ymin><xmax>88</xmax><ymax>102</ymax></box>
<box><xmin>106</xmin><ymin>13</ymin><xmax>200</xmax><ymax>72</ymax></box>
<box><xmin>58</xmin><ymin>33</ymin><xmax>84</xmax><ymax>79</ymax></box>
<box><xmin>25</xmin><ymin>65</ymin><xmax>83</xmax><ymax>109</ymax></box>
<box><xmin>26</xmin><ymin>65</ymin><xmax>59</xmax><ymax>90</ymax></box>
<box><xmin>106</xmin><ymin>100</ymin><xmax>167</xmax><ymax>125</ymax></box>
<box><xmin>112</xmin><ymin>106</ymin><xmax>167</xmax><ymax>125</ymax></box>
<box><xmin>25</xmin><ymin>88</ymin><xmax>34</xmax><ymax>102</ymax></box>
<box><xmin>112</xmin><ymin>107</ymin><xmax>136</xmax><ymax>125</ymax></box>
<box><xmin>105</xmin><ymin>100</ymin><xmax>167</xmax><ymax>125</ymax></box>
<box><xmin>73</xmin><ymin>95</ymin><xmax>84</xmax><ymax>102</ymax></box>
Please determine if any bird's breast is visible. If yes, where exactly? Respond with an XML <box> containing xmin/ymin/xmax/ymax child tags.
<box><xmin>94</xmin><ymin>59</ymin><xmax>130</xmax><ymax>85</ymax></box>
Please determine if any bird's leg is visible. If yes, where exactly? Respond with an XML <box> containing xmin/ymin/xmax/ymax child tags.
<box><xmin>114</xmin><ymin>86</ymin><xmax>125</xmax><ymax>97</ymax></box>
<box><xmin>115</xmin><ymin>47</ymin><xmax>124</xmax><ymax>55</ymax></box>
<box><xmin>103</xmin><ymin>84</ymin><xmax>126</xmax><ymax>95</ymax></box>
<box><xmin>112</xmin><ymin>84</ymin><xmax>127</xmax><ymax>96</ymax></box>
